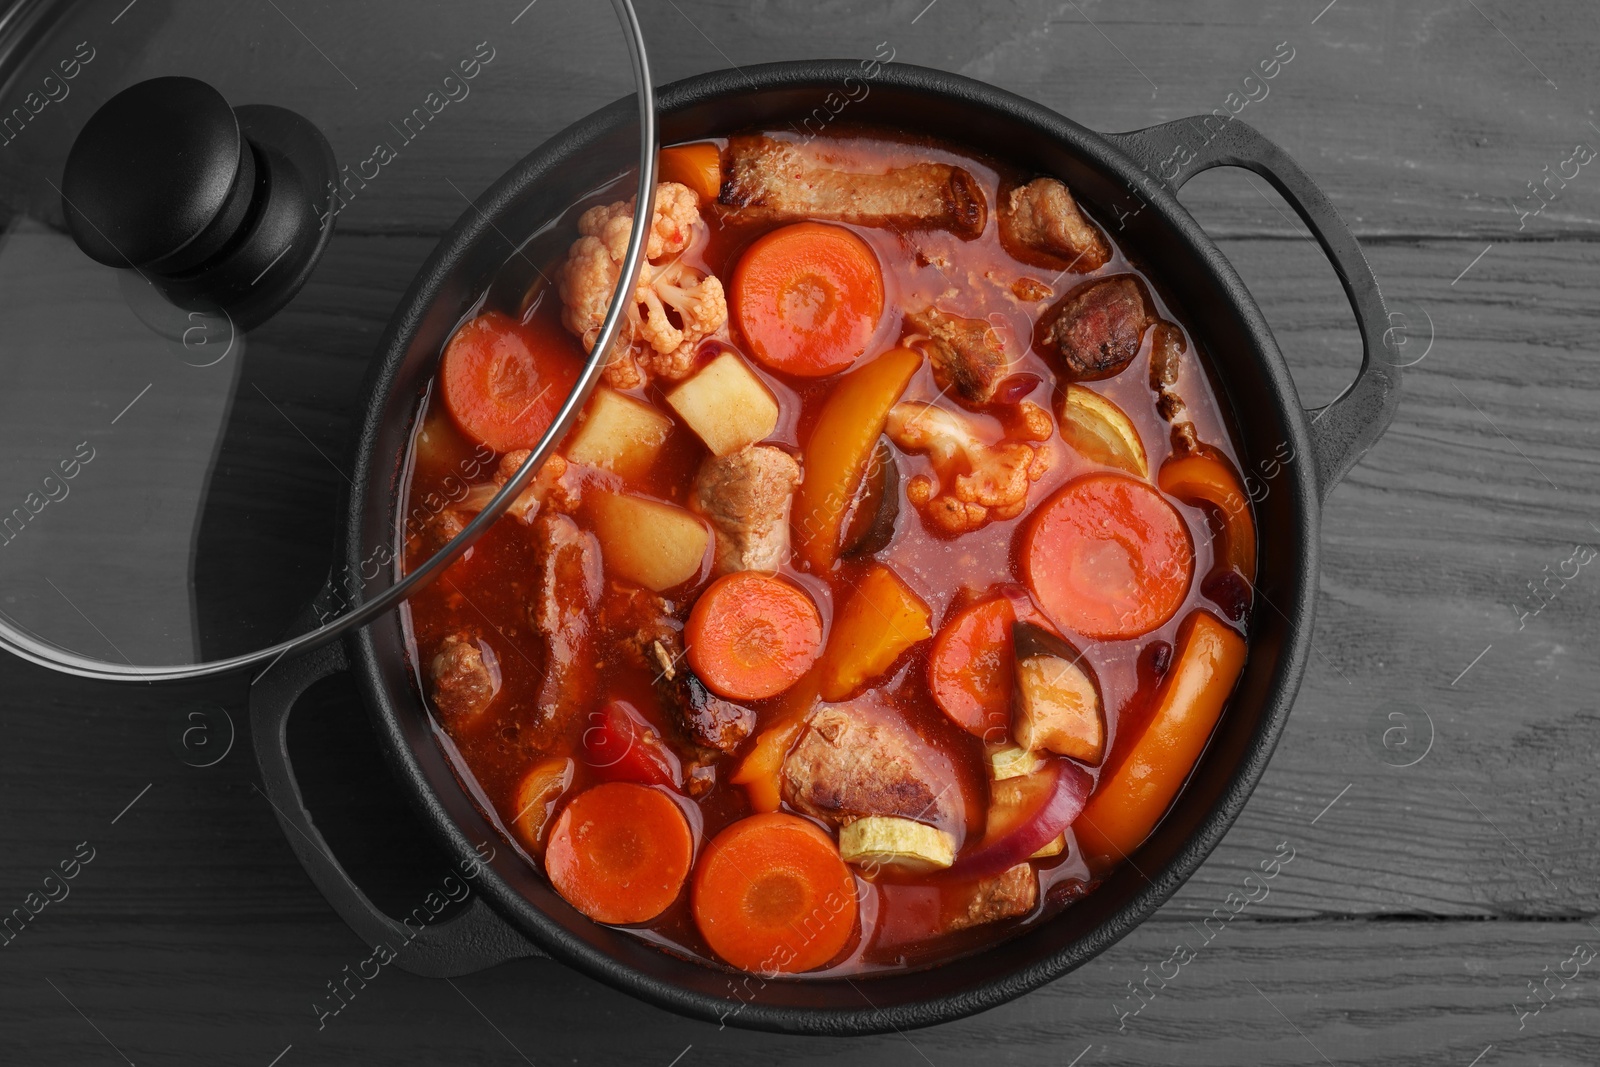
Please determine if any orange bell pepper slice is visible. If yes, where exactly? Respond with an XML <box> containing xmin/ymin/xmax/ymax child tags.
<box><xmin>659</xmin><ymin>142</ymin><xmax>723</xmax><ymax>203</ymax></box>
<box><xmin>1073</xmin><ymin>610</ymin><xmax>1246</xmax><ymax>868</ymax></box>
<box><xmin>1158</xmin><ymin>451</ymin><xmax>1257</xmax><ymax>580</ymax></box>
<box><xmin>817</xmin><ymin>563</ymin><xmax>932</xmax><ymax>701</ymax></box>
<box><xmin>792</xmin><ymin>348</ymin><xmax>922</xmax><ymax>571</ymax></box>
<box><xmin>729</xmin><ymin>671</ymin><xmax>821</xmax><ymax>812</ymax></box>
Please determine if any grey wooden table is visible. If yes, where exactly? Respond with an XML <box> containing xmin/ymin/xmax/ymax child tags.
<box><xmin>2</xmin><ymin>1</ymin><xmax>1597</xmax><ymax>1064</ymax></box>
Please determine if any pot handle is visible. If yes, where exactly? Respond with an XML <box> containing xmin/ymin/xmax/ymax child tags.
<box><xmin>249</xmin><ymin>639</ymin><xmax>544</xmax><ymax>976</ymax></box>
<box><xmin>1104</xmin><ymin>117</ymin><xmax>1400</xmax><ymax>500</ymax></box>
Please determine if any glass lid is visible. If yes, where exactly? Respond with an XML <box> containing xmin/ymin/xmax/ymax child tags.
<box><xmin>0</xmin><ymin>0</ymin><xmax>653</xmax><ymax>679</ymax></box>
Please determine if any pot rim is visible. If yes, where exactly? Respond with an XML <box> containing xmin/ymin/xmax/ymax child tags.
<box><xmin>345</xmin><ymin>59</ymin><xmax>1323</xmax><ymax>1035</ymax></box>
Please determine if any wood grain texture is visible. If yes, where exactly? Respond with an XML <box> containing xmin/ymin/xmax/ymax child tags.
<box><xmin>1</xmin><ymin>918</ymin><xmax>1595</xmax><ymax>1066</ymax></box>
<box><xmin>1</xmin><ymin>0</ymin><xmax>1598</xmax><ymax>1062</ymax></box>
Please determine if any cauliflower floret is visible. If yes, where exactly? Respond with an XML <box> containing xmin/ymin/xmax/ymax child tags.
<box><xmin>578</xmin><ymin>181</ymin><xmax>700</xmax><ymax>262</ymax></box>
<box><xmin>635</xmin><ymin>260</ymin><xmax>727</xmax><ymax>381</ymax></box>
<box><xmin>886</xmin><ymin>402</ymin><xmax>1052</xmax><ymax>535</ymax></box>
<box><xmin>557</xmin><ymin>182</ymin><xmax>728</xmax><ymax>389</ymax></box>
<box><xmin>492</xmin><ymin>449</ymin><xmax>581</xmax><ymax>520</ymax></box>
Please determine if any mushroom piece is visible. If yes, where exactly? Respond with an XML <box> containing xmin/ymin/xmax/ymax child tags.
<box><xmin>1011</xmin><ymin>622</ymin><xmax>1105</xmax><ymax>765</ymax></box>
<box><xmin>838</xmin><ymin>437</ymin><xmax>900</xmax><ymax>558</ymax></box>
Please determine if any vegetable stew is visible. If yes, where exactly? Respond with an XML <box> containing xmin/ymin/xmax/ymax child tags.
<box><xmin>399</xmin><ymin>127</ymin><xmax>1256</xmax><ymax>978</ymax></box>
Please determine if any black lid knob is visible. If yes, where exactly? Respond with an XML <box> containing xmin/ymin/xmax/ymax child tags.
<box><xmin>63</xmin><ymin>77</ymin><xmax>256</xmax><ymax>273</ymax></box>
<box><xmin>61</xmin><ymin>76</ymin><xmax>336</xmax><ymax>330</ymax></box>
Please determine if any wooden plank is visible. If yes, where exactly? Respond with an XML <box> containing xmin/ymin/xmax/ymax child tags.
<box><xmin>0</xmin><ymin>917</ymin><xmax>1593</xmax><ymax>1065</ymax></box>
<box><xmin>636</xmin><ymin>0</ymin><xmax>1600</xmax><ymax>241</ymax></box>
<box><xmin>5</xmin><ymin>0</ymin><xmax>1600</xmax><ymax>1049</ymax></box>
<box><xmin>16</xmin><ymin>0</ymin><xmax>1586</xmax><ymax>239</ymax></box>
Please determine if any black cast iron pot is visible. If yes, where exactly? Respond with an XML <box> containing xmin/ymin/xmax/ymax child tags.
<box><xmin>250</xmin><ymin>61</ymin><xmax>1399</xmax><ymax>1035</ymax></box>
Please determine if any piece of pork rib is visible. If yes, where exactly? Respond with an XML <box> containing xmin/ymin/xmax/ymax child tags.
<box><xmin>721</xmin><ymin>135</ymin><xmax>987</xmax><ymax>239</ymax></box>
<box><xmin>905</xmin><ymin>305</ymin><xmax>1011</xmax><ymax>404</ymax></box>
<box><xmin>428</xmin><ymin>632</ymin><xmax>501</xmax><ymax>722</ymax></box>
<box><xmin>781</xmin><ymin>703</ymin><xmax>959</xmax><ymax>829</ymax></box>
<box><xmin>529</xmin><ymin>512</ymin><xmax>602</xmax><ymax>744</ymax></box>
<box><xmin>943</xmin><ymin>863</ymin><xmax>1039</xmax><ymax>932</ymax></box>
<box><xmin>690</xmin><ymin>444</ymin><xmax>802</xmax><ymax>576</ymax></box>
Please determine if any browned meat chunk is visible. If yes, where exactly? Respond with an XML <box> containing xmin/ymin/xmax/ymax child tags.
<box><xmin>781</xmin><ymin>704</ymin><xmax>958</xmax><ymax>828</ymax></box>
<box><xmin>672</xmin><ymin>674</ymin><xmax>756</xmax><ymax>755</ymax></box>
<box><xmin>1148</xmin><ymin>322</ymin><xmax>1200</xmax><ymax>454</ymax></box>
<box><xmin>999</xmin><ymin>178</ymin><xmax>1109</xmax><ymax>272</ymax></box>
<box><xmin>690</xmin><ymin>445</ymin><xmax>802</xmax><ymax>575</ymax></box>
<box><xmin>428</xmin><ymin>632</ymin><xmax>501</xmax><ymax>721</ymax></box>
<box><xmin>721</xmin><ymin>135</ymin><xmax>987</xmax><ymax>239</ymax></box>
<box><xmin>905</xmin><ymin>305</ymin><xmax>1010</xmax><ymax>404</ymax></box>
<box><xmin>600</xmin><ymin>582</ymin><xmax>683</xmax><ymax>675</ymax></box>
<box><xmin>1036</xmin><ymin>275</ymin><xmax>1154</xmax><ymax>381</ymax></box>
<box><xmin>943</xmin><ymin>863</ymin><xmax>1038</xmax><ymax>932</ymax></box>
<box><xmin>530</xmin><ymin>513</ymin><xmax>602</xmax><ymax>740</ymax></box>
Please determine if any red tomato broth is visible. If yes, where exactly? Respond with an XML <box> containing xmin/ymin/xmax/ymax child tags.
<box><xmin>397</xmin><ymin>128</ymin><xmax>1252</xmax><ymax>975</ymax></box>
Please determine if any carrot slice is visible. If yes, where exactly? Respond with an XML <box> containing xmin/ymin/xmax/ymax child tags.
<box><xmin>732</xmin><ymin>222</ymin><xmax>884</xmax><ymax>377</ymax></box>
<box><xmin>686</xmin><ymin>572</ymin><xmax>823</xmax><ymax>701</ymax></box>
<box><xmin>544</xmin><ymin>782</ymin><xmax>692</xmax><ymax>925</ymax></box>
<box><xmin>692</xmin><ymin>813</ymin><xmax>858</xmax><ymax>974</ymax></box>
<box><xmin>441</xmin><ymin>310</ymin><xmax>580</xmax><ymax>453</ymax></box>
<box><xmin>660</xmin><ymin>142</ymin><xmax>723</xmax><ymax>203</ymax></box>
<box><xmin>1022</xmin><ymin>473</ymin><xmax>1193</xmax><ymax>640</ymax></box>
<box><xmin>927</xmin><ymin>597</ymin><xmax>1017</xmax><ymax>741</ymax></box>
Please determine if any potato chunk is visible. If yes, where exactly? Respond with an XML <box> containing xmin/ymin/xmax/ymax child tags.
<box><xmin>666</xmin><ymin>352</ymin><xmax>779</xmax><ymax>456</ymax></box>
<box><xmin>588</xmin><ymin>491</ymin><xmax>709</xmax><ymax>591</ymax></box>
<box><xmin>988</xmin><ymin>745</ymin><xmax>1043</xmax><ymax>781</ymax></box>
<box><xmin>565</xmin><ymin>387</ymin><xmax>672</xmax><ymax>479</ymax></box>
<box><xmin>839</xmin><ymin>815</ymin><xmax>955</xmax><ymax>873</ymax></box>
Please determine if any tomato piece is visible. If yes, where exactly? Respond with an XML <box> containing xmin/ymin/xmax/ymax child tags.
<box><xmin>927</xmin><ymin>597</ymin><xmax>1017</xmax><ymax>741</ymax></box>
<box><xmin>581</xmin><ymin>700</ymin><xmax>682</xmax><ymax>789</ymax></box>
